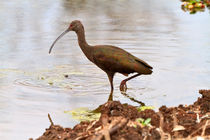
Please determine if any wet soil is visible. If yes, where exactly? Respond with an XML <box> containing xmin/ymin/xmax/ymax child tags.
<box><xmin>34</xmin><ymin>90</ymin><xmax>210</xmax><ymax>140</ymax></box>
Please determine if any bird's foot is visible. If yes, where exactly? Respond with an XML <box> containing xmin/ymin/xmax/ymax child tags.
<box><xmin>120</xmin><ymin>80</ymin><xmax>127</xmax><ymax>92</ymax></box>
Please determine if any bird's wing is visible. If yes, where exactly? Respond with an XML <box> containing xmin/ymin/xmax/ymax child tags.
<box><xmin>134</xmin><ymin>57</ymin><xmax>153</xmax><ymax>69</ymax></box>
<box><xmin>92</xmin><ymin>46</ymin><xmax>133</xmax><ymax>72</ymax></box>
<box><xmin>92</xmin><ymin>45</ymin><xmax>152</xmax><ymax>74</ymax></box>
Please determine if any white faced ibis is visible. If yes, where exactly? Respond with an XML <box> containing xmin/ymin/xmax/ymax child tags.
<box><xmin>49</xmin><ymin>20</ymin><xmax>153</xmax><ymax>101</ymax></box>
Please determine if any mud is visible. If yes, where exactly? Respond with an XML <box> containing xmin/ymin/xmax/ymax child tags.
<box><xmin>34</xmin><ymin>90</ymin><xmax>210</xmax><ymax>140</ymax></box>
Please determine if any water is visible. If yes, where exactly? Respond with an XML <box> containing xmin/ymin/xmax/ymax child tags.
<box><xmin>0</xmin><ymin>0</ymin><xmax>210</xmax><ymax>139</ymax></box>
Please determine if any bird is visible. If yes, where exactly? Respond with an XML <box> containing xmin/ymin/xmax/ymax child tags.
<box><xmin>49</xmin><ymin>20</ymin><xmax>153</xmax><ymax>101</ymax></box>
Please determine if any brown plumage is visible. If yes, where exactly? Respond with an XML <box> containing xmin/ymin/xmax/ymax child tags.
<box><xmin>49</xmin><ymin>20</ymin><xmax>153</xmax><ymax>100</ymax></box>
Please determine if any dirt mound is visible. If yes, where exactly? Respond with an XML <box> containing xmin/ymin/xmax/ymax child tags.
<box><xmin>34</xmin><ymin>90</ymin><xmax>210</xmax><ymax>140</ymax></box>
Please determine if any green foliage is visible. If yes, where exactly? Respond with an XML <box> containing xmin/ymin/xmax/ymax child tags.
<box><xmin>136</xmin><ymin>118</ymin><xmax>151</xmax><ymax>126</ymax></box>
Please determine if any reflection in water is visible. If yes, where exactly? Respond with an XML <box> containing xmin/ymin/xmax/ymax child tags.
<box><xmin>0</xmin><ymin>0</ymin><xmax>210</xmax><ymax>139</ymax></box>
<box><xmin>121</xmin><ymin>91</ymin><xmax>145</xmax><ymax>106</ymax></box>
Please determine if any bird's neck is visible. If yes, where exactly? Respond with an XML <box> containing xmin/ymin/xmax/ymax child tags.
<box><xmin>76</xmin><ymin>28</ymin><xmax>93</xmax><ymax>62</ymax></box>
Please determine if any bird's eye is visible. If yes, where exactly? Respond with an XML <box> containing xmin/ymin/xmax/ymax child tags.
<box><xmin>70</xmin><ymin>24</ymin><xmax>73</xmax><ymax>27</ymax></box>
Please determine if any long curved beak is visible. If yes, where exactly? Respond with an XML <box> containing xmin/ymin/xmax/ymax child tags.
<box><xmin>49</xmin><ymin>28</ymin><xmax>70</xmax><ymax>54</ymax></box>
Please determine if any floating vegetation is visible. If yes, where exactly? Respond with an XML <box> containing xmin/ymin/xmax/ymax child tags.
<box><xmin>0</xmin><ymin>73</ymin><xmax>6</xmax><ymax>78</ymax></box>
<box><xmin>137</xmin><ymin>106</ymin><xmax>155</xmax><ymax>112</ymax></box>
<box><xmin>0</xmin><ymin>65</ymin><xmax>85</xmax><ymax>89</ymax></box>
<box><xmin>181</xmin><ymin>0</ymin><xmax>210</xmax><ymax>14</ymax></box>
<box><xmin>64</xmin><ymin>107</ymin><xmax>101</xmax><ymax>122</ymax></box>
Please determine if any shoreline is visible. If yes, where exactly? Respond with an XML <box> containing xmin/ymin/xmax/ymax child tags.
<box><xmin>33</xmin><ymin>90</ymin><xmax>210</xmax><ymax>140</ymax></box>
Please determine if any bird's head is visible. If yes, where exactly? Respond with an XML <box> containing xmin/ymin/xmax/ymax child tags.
<box><xmin>69</xmin><ymin>20</ymin><xmax>83</xmax><ymax>32</ymax></box>
<box><xmin>49</xmin><ymin>20</ymin><xmax>83</xmax><ymax>54</ymax></box>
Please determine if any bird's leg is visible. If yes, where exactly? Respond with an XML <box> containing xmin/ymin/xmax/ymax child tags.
<box><xmin>120</xmin><ymin>74</ymin><xmax>141</xmax><ymax>92</ymax></box>
<box><xmin>89</xmin><ymin>72</ymin><xmax>114</xmax><ymax>114</ymax></box>
<box><xmin>107</xmin><ymin>72</ymin><xmax>114</xmax><ymax>101</ymax></box>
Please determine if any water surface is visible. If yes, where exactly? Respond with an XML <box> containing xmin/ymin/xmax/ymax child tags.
<box><xmin>0</xmin><ymin>0</ymin><xmax>210</xmax><ymax>139</ymax></box>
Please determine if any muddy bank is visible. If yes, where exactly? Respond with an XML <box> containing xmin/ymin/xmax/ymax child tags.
<box><xmin>34</xmin><ymin>90</ymin><xmax>210</xmax><ymax>140</ymax></box>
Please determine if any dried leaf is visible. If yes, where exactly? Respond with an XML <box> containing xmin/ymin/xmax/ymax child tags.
<box><xmin>173</xmin><ymin>125</ymin><xmax>185</xmax><ymax>131</ymax></box>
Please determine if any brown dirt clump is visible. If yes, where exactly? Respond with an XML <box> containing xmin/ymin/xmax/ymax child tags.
<box><xmin>34</xmin><ymin>90</ymin><xmax>210</xmax><ymax>140</ymax></box>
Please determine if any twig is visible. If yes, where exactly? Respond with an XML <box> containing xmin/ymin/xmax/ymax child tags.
<box><xmin>201</xmin><ymin>120</ymin><xmax>209</xmax><ymax>136</ymax></box>
<box><xmin>109</xmin><ymin>118</ymin><xmax>128</xmax><ymax>135</ymax></box>
<box><xmin>101</xmin><ymin>115</ymin><xmax>111</xmax><ymax>140</ymax></box>
<box><xmin>158</xmin><ymin>112</ymin><xmax>165</xmax><ymax>139</ymax></box>
<box><xmin>104</xmin><ymin>130</ymin><xmax>111</xmax><ymax>140</ymax></box>
<box><xmin>94</xmin><ymin>118</ymin><xmax>128</xmax><ymax>140</ymax></box>
<box><xmin>75</xmin><ymin>135</ymin><xmax>89</xmax><ymax>140</ymax></box>
<box><xmin>172</xmin><ymin>109</ymin><xmax>178</xmax><ymax>127</ymax></box>
<box><xmin>48</xmin><ymin>113</ymin><xmax>54</xmax><ymax>126</ymax></box>
<box><xmin>158</xmin><ymin>112</ymin><xmax>171</xmax><ymax>140</ymax></box>
<box><xmin>143</xmin><ymin>136</ymin><xmax>147</xmax><ymax>140</ymax></box>
<box><xmin>188</xmin><ymin>120</ymin><xmax>207</xmax><ymax>138</ymax></box>
<box><xmin>93</xmin><ymin>134</ymin><xmax>103</xmax><ymax>140</ymax></box>
<box><xmin>87</xmin><ymin>120</ymin><xmax>97</xmax><ymax>131</ymax></box>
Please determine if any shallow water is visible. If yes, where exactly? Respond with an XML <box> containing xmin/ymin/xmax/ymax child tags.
<box><xmin>0</xmin><ymin>0</ymin><xmax>210</xmax><ymax>139</ymax></box>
